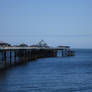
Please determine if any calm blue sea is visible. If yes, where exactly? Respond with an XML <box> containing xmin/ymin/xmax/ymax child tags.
<box><xmin>0</xmin><ymin>49</ymin><xmax>92</xmax><ymax>92</ymax></box>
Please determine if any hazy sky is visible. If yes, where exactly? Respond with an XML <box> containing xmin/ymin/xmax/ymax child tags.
<box><xmin>0</xmin><ymin>0</ymin><xmax>92</xmax><ymax>48</ymax></box>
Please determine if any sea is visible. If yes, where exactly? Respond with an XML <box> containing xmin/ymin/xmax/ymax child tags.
<box><xmin>0</xmin><ymin>49</ymin><xmax>92</xmax><ymax>92</ymax></box>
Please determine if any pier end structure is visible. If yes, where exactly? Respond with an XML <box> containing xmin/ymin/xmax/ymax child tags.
<box><xmin>57</xmin><ymin>46</ymin><xmax>75</xmax><ymax>57</ymax></box>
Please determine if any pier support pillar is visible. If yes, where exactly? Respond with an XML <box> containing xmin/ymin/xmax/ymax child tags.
<box><xmin>14</xmin><ymin>51</ymin><xmax>17</xmax><ymax>65</ymax></box>
<box><xmin>2</xmin><ymin>51</ymin><xmax>7</xmax><ymax>69</ymax></box>
<box><xmin>62</xmin><ymin>49</ymin><xmax>64</xmax><ymax>57</ymax></box>
<box><xmin>9</xmin><ymin>51</ymin><xmax>12</xmax><ymax>65</ymax></box>
<box><xmin>24</xmin><ymin>50</ymin><xmax>27</xmax><ymax>62</ymax></box>
<box><xmin>65</xmin><ymin>49</ymin><xmax>68</xmax><ymax>56</ymax></box>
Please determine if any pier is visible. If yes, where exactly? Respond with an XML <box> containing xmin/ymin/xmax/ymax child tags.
<box><xmin>0</xmin><ymin>46</ymin><xmax>74</xmax><ymax>70</ymax></box>
<box><xmin>0</xmin><ymin>41</ymin><xmax>74</xmax><ymax>70</ymax></box>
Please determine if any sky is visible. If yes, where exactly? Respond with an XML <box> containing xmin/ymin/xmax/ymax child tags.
<box><xmin>0</xmin><ymin>0</ymin><xmax>92</xmax><ymax>48</ymax></box>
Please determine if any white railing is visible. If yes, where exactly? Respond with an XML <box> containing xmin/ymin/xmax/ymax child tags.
<box><xmin>0</xmin><ymin>46</ymin><xmax>68</xmax><ymax>50</ymax></box>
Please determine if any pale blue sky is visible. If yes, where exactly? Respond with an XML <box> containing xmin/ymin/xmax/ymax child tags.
<box><xmin>0</xmin><ymin>0</ymin><xmax>92</xmax><ymax>48</ymax></box>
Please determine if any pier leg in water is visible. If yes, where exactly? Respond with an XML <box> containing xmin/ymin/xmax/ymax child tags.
<box><xmin>28</xmin><ymin>50</ymin><xmax>32</xmax><ymax>61</ymax></box>
<box><xmin>2</xmin><ymin>51</ymin><xmax>7</xmax><ymax>69</ymax></box>
<box><xmin>14</xmin><ymin>51</ymin><xmax>17</xmax><ymax>65</ymax></box>
<box><xmin>62</xmin><ymin>49</ymin><xmax>64</xmax><ymax>57</ymax></box>
<box><xmin>65</xmin><ymin>49</ymin><xmax>68</xmax><ymax>56</ymax></box>
<box><xmin>9</xmin><ymin>51</ymin><xmax>12</xmax><ymax>65</ymax></box>
<box><xmin>27</xmin><ymin>50</ymin><xmax>31</xmax><ymax>61</ymax></box>
<box><xmin>23</xmin><ymin>50</ymin><xmax>27</xmax><ymax>63</ymax></box>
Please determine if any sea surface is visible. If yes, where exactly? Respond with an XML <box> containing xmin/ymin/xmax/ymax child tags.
<box><xmin>0</xmin><ymin>49</ymin><xmax>92</xmax><ymax>92</ymax></box>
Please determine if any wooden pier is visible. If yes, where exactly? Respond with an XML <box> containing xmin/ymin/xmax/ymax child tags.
<box><xmin>0</xmin><ymin>46</ymin><xmax>74</xmax><ymax>70</ymax></box>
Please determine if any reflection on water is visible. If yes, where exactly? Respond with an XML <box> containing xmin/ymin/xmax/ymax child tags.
<box><xmin>0</xmin><ymin>49</ymin><xmax>92</xmax><ymax>92</ymax></box>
